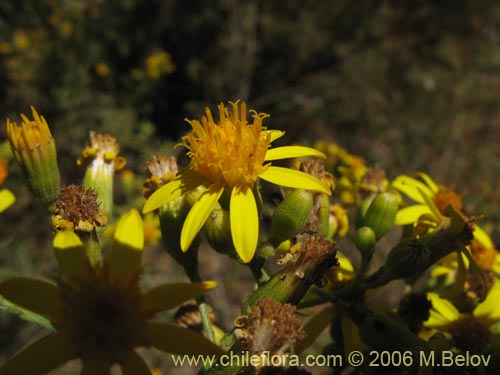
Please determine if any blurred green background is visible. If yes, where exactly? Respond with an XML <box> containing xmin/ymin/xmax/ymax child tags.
<box><xmin>1</xmin><ymin>0</ymin><xmax>500</xmax><ymax>373</ymax></box>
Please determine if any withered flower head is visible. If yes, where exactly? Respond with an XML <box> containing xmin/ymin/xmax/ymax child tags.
<box><xmin>77</xmin><ymin>132</ymin><xmax>126</xmax><ymax>171</ymax></box>
<box><xmin>143</xmin><ymin>155</ymin><xmax>179</xmax><ymax>199</ymax></box>
<box><xmin>174</xmin><ymin>301</ymin><xmax>215</xmax><ymax>334</ymax></box>
<box><xmin>235</xmin><ymin>297</ymin><xmax>305</xmax><ymax>367</ymax></box>
<box><xmin>52</xmin><ymin>184</ymin><xmax>107</xmax><ymax>232</ymax></box>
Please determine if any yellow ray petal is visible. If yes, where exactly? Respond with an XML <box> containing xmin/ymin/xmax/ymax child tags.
<box><xmin>263</xmin><ymin>130</ymin><xmax>285</xmax><ymax>143</ymax></box>
<box><xmin>143</xmin><ymin>281</ymin><xmax>217</xmax><ymax>313</ymax></box>
<box><xmin>425</xmin><ymin>293</ymin><xmax>459</xmax><ymax>329</ymax></box>
<box><xmin>474</xmin><ymin>280</ymin><xmax>500</xmax><ymax>322</ymax></box>
<box><xmin>258</xmin><ymin>166</ymin><xmax>331</xmax><ymax>195</ymax></box>
<box><xmin>416</xmin><ymin>172</ymin><xmax>439</xmax><ymax>193</ymax></box>
<box><xmin>181</xmin><ymin>184</ymin><xmax>224</xmax><ymax>251</ymax></box>
<box><xmin>0</xmin><ymin>333</ymin><xmax>74</xmax><ymax>375</ymax></box>
<box><xmin>230</xmin><ymin>186</ymin><xmax>258</xmax><ymax>263</ymax></box>
<box><xmin>53</xmin><ymin>231</ymin><xmax>88</xmax><ymax>277</ymax></box>
<box><xmin>110</xmin><ymin>209</ymin><xmax>144</xmax><ymax>277</ymax></box>
<box><xmin>142</xmin><ymin>170</ymin><xmax>204</xmax><ymax>213</ymax></box>
<box><xmin>0</xmin><ymin>277</ymin><xmax>59</xmax><ymax>317</ymax></box>
<box><xmin>120</xmin><ymin>350</ymin><xmax>151</xmax><ymax>375</ymax></box>
<box><xmin>146</xmin><ymin>322</ymin><xmax>225</xmax><ymax>356</ymax></box>
<box><xmin>264</xmin><ymin>146</ymin><xmax>326</xmax><ymax>161</ymax></box>
<box><xmin>473</xmin><ymin>225</ymin><xmax>494</xmax><ymax>249</ymax></box>
<box><xmin>0</xmin><ymin>189</ymin><xmax>15</xmax><ymax>213</ymax></box>
<box><xmin>392</xmin><ymin>175</ymin><xmax>433</xmax><ymax>204</ymax></box>
<box><xmin>394</xmin><ymin>204</ymin><xmax>431</xmax><ymax>225</ymax></box>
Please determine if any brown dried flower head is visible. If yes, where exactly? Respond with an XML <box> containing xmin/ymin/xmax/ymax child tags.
<box><xmin>52</xmin><ymin>184</ymin><xmax>108</xmax><ymax>232</ymax></box>
<box><xmin>143</xmin><ymin>155</ymin><xmax>179</xmax><ymax>199</ymax></box>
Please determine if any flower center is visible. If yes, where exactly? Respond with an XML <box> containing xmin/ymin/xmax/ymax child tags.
<box><xmin>433</xmin><ymin>186</ymin><xmax>463</xmax><ymax>214</ymax></box>
<box><xmin>54</xmin><ymin>263</ymin><xmax>152</xmax><ymax>363</ymax></box>
<box><xmin>449</xmin><ymin>315</ymin><xmax>490</xmax><ymax>351</ymax></box>
<box><xmin>181</xmin><ymin>101</ymin><xmax>271</xmax><ymax>188</ymax></box>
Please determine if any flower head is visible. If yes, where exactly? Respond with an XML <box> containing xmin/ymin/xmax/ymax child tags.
<box><xmin>144</xmin><ymin>100</ymin><xmax>331</xmax><ymax>263</ymax></box>
<box><xmin>0</xmin><ymin>209</ymin><xmax>223</xmax><ymax>375</ymax></box>
<box><xmin>51</xmin><ymin>184</ymin><xmax>107</xmax><ymax>232</ymax></box>
<box><xmin>392</xmin><ymin>172</ymin><xmax>466</xmax><ymax>230</ymax></box>
<box><xmin>425</xmin><ymin>280</ymin><xmax>500</xmax><ymax>351</ymax></box>
<box><xmin>77</xmin><ymin>132</ymin><xmax>126</xmax><ymax>219</ymax></box>
<box><xmin>6</xmin><ymin>106</ymin><xmax>60</xmax><ymax>208</ymax></box>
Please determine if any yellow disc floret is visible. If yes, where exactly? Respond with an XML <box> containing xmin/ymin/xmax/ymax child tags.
<box><xmin>181</xmin><ymin>101</ymin><xmax>270</xmax><ymax>188</ymax></box>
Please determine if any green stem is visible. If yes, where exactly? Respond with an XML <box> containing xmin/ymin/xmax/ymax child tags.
<box><xmin>186</xmin><ymin>268</ymin><xmax>216</xmax><ymax>344</ymax></box>
<box><xmin>0</xmin><ymin>296</ymin><xmax>54</xmax><ymax>331</ymax></box>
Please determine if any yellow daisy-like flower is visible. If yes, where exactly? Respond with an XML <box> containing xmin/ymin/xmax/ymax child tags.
<box><xmin>143</xmin><ymin>101</ymin><xmax>331</xmax><ymax>263</ymax></box>
<box><xmin>0</xmin><ymin>157</ymin><xmax>15</xmax><ymax>213</ymax></box>
<box><xmin>392</xmin><ymin>172</ymin><xmax>464</xmax><ymax>228</ymax></box>
<box><xmin>425</xmin><ymin>280</ymin><xmax>500</xmax><ymax>350</ymax></box>
<box><xmin>0</xmin><ymin>209</ymin><xmax>223</xmax><ymax>375</ymax></box>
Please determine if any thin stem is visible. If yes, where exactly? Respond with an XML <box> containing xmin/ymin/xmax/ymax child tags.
<box><xmin>0</xmin><ymin>296</ymin><xmax>54</xmax><ymax>331</ymax></box>
<box><xmin>186</xmin><ymin>268</ymin><xmax>216</xmax><ymax>344</ymax></box>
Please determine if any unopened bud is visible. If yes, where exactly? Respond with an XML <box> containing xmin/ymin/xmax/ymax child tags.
<box><xmin>355</xmin><ymin>226</ymin><xmax>376</xmax><ymax>257</ymax></box>
<box><xmin>364</xmin><ymin>192</ymin><xmax>398</xmax><ymax>239</ymax></box>
<box><xmin>203</xmin><ymin>208</ymin><xmax>240</xmax><ymax>261</ymax></box>
<box><xmin>269</xmin><ymin>189</ymin><xmax>313</xmax><ymax>246</ymax></box>
<box><xmin>6</xmin><ymin>107</ymin><xmax>61</xmax><ymax>209</ymax></box>
<box><xmin>384</xmin><ymin>237</ymin><xmax>431</xmax><ymax>280</ymax></box>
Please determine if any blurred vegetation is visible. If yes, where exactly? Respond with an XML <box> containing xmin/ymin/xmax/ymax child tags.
<box><xmin>2</xmin><ymin>0</ymin><xmax>500</xmax><ymax>373</ymax></box>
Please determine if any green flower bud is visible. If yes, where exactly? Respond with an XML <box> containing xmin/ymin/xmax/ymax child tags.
<box><xmin>384</xmin><ymin>237</ymin><xmax>431</xmax><ymax>280</ymax></box>
<box><xmin>158</xmin><ymin>195</ymin><xmax>200</xmax><ymax>277</ymax></box>
<box><xmin>203</xmin><ymin>207</ymin><xmax>241</xmax><ymax>261</ymax></box>
<box><xmin>355</xmin><ymin>226</ymin><xmax>376</xmax><ymax>257</ymax></box>
<box><xmin>364</xmin><ymin>192</ymin><xmax>398</xmax><ymax>239</ymax></box>
<box><xmin>6</xmin><ymin>107</ymin><xmax>61</xmax><ymax>209</ymax></box>
<box><xmin>269</xmin><ymin>189</ymin><xmax>313</xmax><ymax>246</ymax></box>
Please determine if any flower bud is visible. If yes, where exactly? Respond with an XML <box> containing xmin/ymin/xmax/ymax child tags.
<box><xmin>384</xmin><ymin>237</ymin><xmax>431</xmax><ymax>280</ymax></box>
<box><xmin>6</xmin><ymin>106</ymin><xmax>61</xmax><ymax>209</ymax></box>
<box><xmin>354</xmin><ymin>226</ymin><xmax>376</xmax><ymax>257</ymax></box>
<box><xmin>364</xmin><ymin>192</ymin><xmax>398</xmax><ymax>239</ymax></box>
<box><xmin>203</xmin><ymin>207</ymin><xmax>240</xmax><ymax>261</ymax></box>
<box><xmin>269</xmin><ymin>189</ymin><xmax>313</xmax><ymax>246</ymax></box>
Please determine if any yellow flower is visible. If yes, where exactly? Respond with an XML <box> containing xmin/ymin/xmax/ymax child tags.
<box><xmin>143</xmin><ymin>101</ymin><xmax>331</xmax><ymax>263</ymax></box>
<box><xmin>145</xmin><ymin>50</ymin><xmax>175</xmax><ymax>79</ymax></box>
<box><xmin>95</xmin><ymin>62</ymin><xmax>111</xmax><ymax>77</ymax></box>
<box><xmin>0</xmin><ymin>209</ymin><xmax>223</xmax><ymax>375</ymax></box>
<box><xmin>392</xmin><ymin>172</ymin><xmax>464</xmax><ymax>228</ymax></box>
<box><xmin>425</xmin><ymin>280</ymin><xmax>500</xmax><ymax>350</ymax></box>
<box><xmin>0</xmin><ymin>158</ymin><xmax>15</xmax><ymax>213</ymax></box>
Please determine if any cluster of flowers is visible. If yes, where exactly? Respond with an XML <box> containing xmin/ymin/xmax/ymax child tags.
<box><xmin>0</xmin><ymin>101</ymin><xmax>498</xmax><ymax>374</ymax></box>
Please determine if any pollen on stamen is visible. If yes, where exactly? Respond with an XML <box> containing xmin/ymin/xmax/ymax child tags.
<box><xmin>180</xmin><ymin>101</ymin><xmax>271</xmax><ymax>188</ymax></box>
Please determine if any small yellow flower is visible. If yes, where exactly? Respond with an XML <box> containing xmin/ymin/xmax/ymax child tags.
<box><xmin>145</xmin><ymin>50</ymin><xmax>175</xmax><ymax>79</ymax></box>
<box><xmin>392</xmin><ymin>173</ymin><xmax>464</xmax><ymax>228</ymax></box>
<box><xmin>6</xmin><ymin>106</ymin><xmax>60</xmax><ymax>208</ymax></box>
<box><xmin>144</xmin><ymin>101</ymin><xmax>331</xmax><ymax>263</ymax></box>
<box><xmin>95</xmin><ymin>62</ymin><xmax>111</xmax><ymax>77</ymax></box>
<box><xmin>0</xmin><ymin>209</ymin><xmax>223</xmax><ymax>375</ymax></box>
<box><xmin>425</xmin><ymin>280</ymin><xmax>500</xmax><ymax>350</ymax></box>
